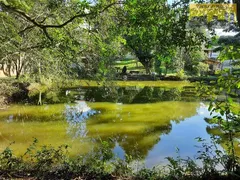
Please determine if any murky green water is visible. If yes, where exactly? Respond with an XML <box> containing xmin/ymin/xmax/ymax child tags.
<box><xmin>0</xmin><ymin>83</ymin><xmax>239</xmax><ymax>167</ymax></box>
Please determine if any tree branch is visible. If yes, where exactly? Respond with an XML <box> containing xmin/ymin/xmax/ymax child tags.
<box><xmin>19</xmin><ymin>44</ymin><xmax>45</xmax><ymax>51</ymax></box>
<box><xmin>171</xmin><ymin>0</ymin><xmax>189</xmax><ymax>8</ymax></box>
<box><xmin>18</xmin><ymin>25</ymin><xmax>36</xmax><ymax>35</ymax></box>
<box><xmin>1</xmin><ymin>1</ymin><xmax>123</xmax><ymax>29</ymax></box>
<box><xmin>1</xmin><ymin>1</ymin><xmax>123</xmax><ymax>41</ymax></box>
<box><xmin>42</xmin><ymin>27</ymin><xmax>53</xmax><ymax>41</ymax></box>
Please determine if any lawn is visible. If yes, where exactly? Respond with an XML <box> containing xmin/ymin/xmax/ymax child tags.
<box><xmin>113</xmin><ymin>59</ymin><xmax>146</xmax><ymax>73</ymax></box>
<box><xmin>113</xmin><ymin>59</ymin><xmax>177</xmax><ymax>75</ymax></box>
<box><xmin>72</xmin><ymin>80</ymin><xmax>192</xmax><ymax>88</ymax></box>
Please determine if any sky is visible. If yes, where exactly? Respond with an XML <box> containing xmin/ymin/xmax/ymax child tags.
<box><xmin>214</xmin><ymin>29</ymin><xmax>238</xmax><ymax>36</ymax></box>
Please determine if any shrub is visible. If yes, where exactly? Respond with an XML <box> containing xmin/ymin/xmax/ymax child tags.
<box><xmin>176</xmin><ymin>69</ymin><xmax>186</xmax><ymax>80</ymax></box>
<box><xmin>0</xmin><ymin>79</ymin><xmax>19</xmax><ymax>108</ymax></box>
<box><xmin>197</xmin><ymin>62</ymin><xmax>209</xmax><ymax>76</ymax></box>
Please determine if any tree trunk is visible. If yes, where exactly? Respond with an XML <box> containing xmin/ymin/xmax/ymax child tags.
<box><xmin>7</xmin><ymin>64</ymin><xmax>11</xmax><ymax>77</ymax></box>
<box><xmin>14</xmin><ymin>52</ymin><xmax>26</xmax><ymax>79</ymax></box>
<box><xmin>37</xmin><ymin>62</ymin><xmax>43</xmax><ymax>106</ymax></box>
<box><xmin>38</xmin><ymin>92</ymin><xmax>42</xmax><ymax>105</ymax></box>
<box><xmin>165</xmin><ymin>66</ymin><xmax>168</xmax><ymax>76</ymax></box>
<box><xmin>16</xmin><ymin>72</ymin><xmax>20</xmax><ymax>79</ymax></box>
<box><xmin>233</xmin><ymin>0</ymin><xmax>240</xmax><ymax>27</ymax></box>
<box><xmin>145</xmin><ymin>65</ymin><xmax>151</xmax><ymax>74</ymax></box>
<box><xmin>2</xmin><ymin>64</ymin><xmax>11</xmax><ymax>77</ymax></box>
<box><xmin>139</xmin><ymin>58</ymin><xmax>153</xmax><ymax>75</ymax></box>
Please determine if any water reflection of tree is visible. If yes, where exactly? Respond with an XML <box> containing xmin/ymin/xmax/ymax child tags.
<box><xmin>66</xmin><ymin>88</ymin><xmax>199</xmax><ymax>160</ymax></box>
<box><xmin>85</xmin><ymin>86</ymin><xmax>120</xmax><ymax>102</ymax></box>
<box><xmin>84</xmin><ymin>86</ymin><xmax>184</xmax><ymax>103</ymax></box>
<box><xmin>85</xmin><ymin>101</ymin><xmax>199</xmax><ymax>160</ymax></box>
<box><xmin>132</xmin><ymin>87</ymin><xmax>182</xmax><ymax>103</ymax></box>
<box><xmin>117</xmin><ymin>124</ymin><xmax>172</xmax><ymax>159</ymax></box>
<box><xmin>205</xmin><ymin>120</ymin><xmax>240</xmax><ymax>157</ymax></box>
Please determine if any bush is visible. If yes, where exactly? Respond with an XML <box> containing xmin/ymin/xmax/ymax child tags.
<box><xmin>176</xmin><ymin>69</ymin><xmax>186</xmax><ymax>80</ymax></box>
<box><xmin>197</xmin><ymin>62</ymin><xmax>209</xmax><ymax>76</ymax></box>
<box><xmin>0</xmin><ymin>79</ymin><xmax>19</xmax><ymax>108</ymax></box>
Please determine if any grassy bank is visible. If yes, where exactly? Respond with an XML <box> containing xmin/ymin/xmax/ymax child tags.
<box><xmin>64</xmin><ymin>80</ymin><xmax>192</xmax><ymax>88</ymax></box>
<box><xmin>0</xmin><ymin>78</ymin><xmax>194</xmax><ymax>107</ymax></box>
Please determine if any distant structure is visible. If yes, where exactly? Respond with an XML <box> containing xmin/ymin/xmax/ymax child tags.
<box><xmin>203</xmin><ymin>46</ymin><xmax>221</xmax><ymax>72</ymax></box>
<box><xmin>203</xmin><ymin>46</ymin><xmax>239</xmax><ymax>74</ymax></box>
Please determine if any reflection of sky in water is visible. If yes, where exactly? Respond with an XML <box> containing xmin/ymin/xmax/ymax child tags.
<box><xmin>65</xmin><ymin>101</ymin><xmax>99</xmax><ymax>139</ymax></box>
<box><xmin>61</xmin><ymin>101</ymin><xmax>225</xmax><ymax>167</ymax></box>
<box><xmin>7</xmin><ymin>115</ymin><xmax>13</xmax><ymax>123</ymax></box>
<box><xmin>112</xmin><ymin>102</ymin><xmax>224</xmax><ymax>168</ymax></box>
<box><xmin>113</xmin><ymin>142</ymin><xmax>125</xmax><ymax>159</ymax></box>
<box><xmin>1</xmin><ymin>93</ymin><xmax>234</xmax><ymax>168</ymax></box>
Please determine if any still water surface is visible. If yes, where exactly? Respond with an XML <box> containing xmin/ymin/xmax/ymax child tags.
<box><xmin>0</xmin><ymin>85</ymin><xmax>230</xmax><ymax>167</ymax></box>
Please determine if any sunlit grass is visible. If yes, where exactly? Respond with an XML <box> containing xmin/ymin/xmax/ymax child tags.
<box><xmin>75</xmin><ymin>80</ymin><xmax>192</xmax><ymax>88</ymax></box>
<box><xmin>113</xmin><ymin>59</ymin><xmax>139</xmax><ymax>66</ymax></box>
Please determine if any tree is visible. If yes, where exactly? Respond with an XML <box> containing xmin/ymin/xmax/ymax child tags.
<box><xmin>0</xmin><ymin>0</ymin><xmax>128</xmax><ymax>104</ymax></box>
<box><xmin>195</xmin><ymin>0</ymin><xmax>240</xmax><ymax>173</ymax></box>
<box><xmin>0</xmin><ymin>0</ymin><xmax>126</xmax><ymax>79</ymax></box>
<box><xmin>0</xmin><ymin>0</ymin><xmax>123</xmax><ymax>41</ymax></box>
<box><xmin>121</xmin><ymin>0</ymin><xmax>205</xmax><ymax>74</ymax></box>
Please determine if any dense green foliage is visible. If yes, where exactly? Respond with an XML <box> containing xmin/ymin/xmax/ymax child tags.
<box><xmin>122</xmin><ymin>0</ymin><xmax>203</xmax><ymax>74</ymax></box>
<box><xmin>0</xmin><ymin>0</ymin><xmax>123</xmax><ymax>80</ymax></box>
<box><xmin>0</xmin><ymin>0</ymin><xmax>240</xmax><ymax>179</ymax></box>
<box><xmin>0</xmin><ymin>0</ymin><xmax>209</xmax><ymax>79</ymax></box>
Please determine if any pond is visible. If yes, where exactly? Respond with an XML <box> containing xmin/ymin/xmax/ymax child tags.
<box><xmin>0</xmin><ymin>82</ymin><xmax>238</xmax><ymax>167</ymax></box>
